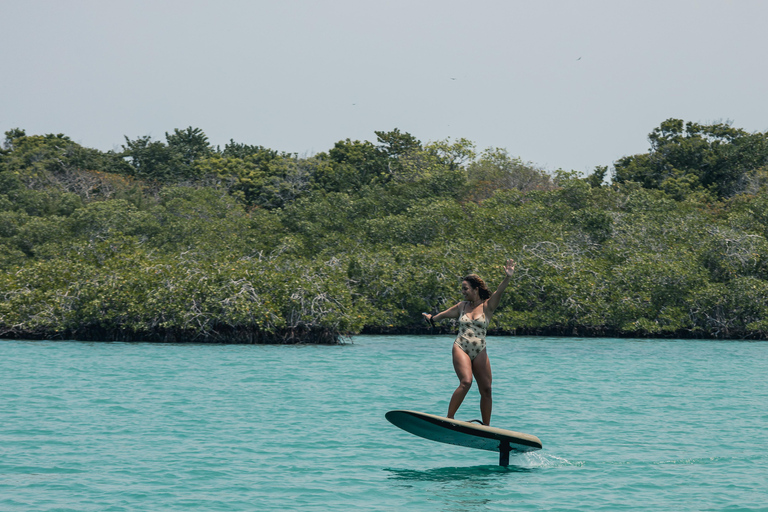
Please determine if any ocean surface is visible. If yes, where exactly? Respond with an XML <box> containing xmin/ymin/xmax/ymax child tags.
<box><xmin>2</xmin><ymin>335</ymin><xmax>767</xmax><ymax>511</ymax></box>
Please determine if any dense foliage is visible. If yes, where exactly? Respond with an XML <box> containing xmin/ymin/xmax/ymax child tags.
<box><xmin>2</xmin><ymin>119</ymin><xmax>768</xmax><ymax>343</ymax></box>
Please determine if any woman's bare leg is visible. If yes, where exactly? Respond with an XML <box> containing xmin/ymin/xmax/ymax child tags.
<box><xmin>472</xmin><ymin>349</ymin><xmax>492</xmax><ymax>425</ymax></box>
<box><xmin>447</xmin><ymin>343</ymin><xmax>473</xmax><ymax>419</ymax></box>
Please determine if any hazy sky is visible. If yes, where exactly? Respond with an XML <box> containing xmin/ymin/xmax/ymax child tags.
<box><xmin>2</xmin><ymin>0</ymin><xmax>767</xmax><ymax>174</ymax></box>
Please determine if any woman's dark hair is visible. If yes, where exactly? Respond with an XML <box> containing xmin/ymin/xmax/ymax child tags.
<box><xmin>463</xmin><ymin>274</ymin><xmax>491</xmax><ymax>300</ymax></box>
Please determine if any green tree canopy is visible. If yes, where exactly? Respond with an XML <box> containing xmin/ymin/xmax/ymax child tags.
<box><xmin>122</xmin><ymin>127</ymin><xmax>213</xmax><ymax>182</ymax></box>
<box><xmin>614</xmin><ymin>118</ymin><xmax>768</xmax><ymax>198</ymax></box>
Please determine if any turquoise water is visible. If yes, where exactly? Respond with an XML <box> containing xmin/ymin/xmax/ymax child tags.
<box><xmin>2</xmin><ymin>335</ymin><xmax>767</xmax><ymax>511</ymax></box>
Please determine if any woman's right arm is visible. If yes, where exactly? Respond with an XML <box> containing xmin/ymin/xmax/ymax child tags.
<box><xmin>423</xmin><ymin>302</ymin><xmax>462</xmax><ymax>324</ymax></box>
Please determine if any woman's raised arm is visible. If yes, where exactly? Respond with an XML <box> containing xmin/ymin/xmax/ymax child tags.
<box><xmin>486</xmin><ymin>259</ymin><xmax>515</xmax><ymax>314</ymax></box>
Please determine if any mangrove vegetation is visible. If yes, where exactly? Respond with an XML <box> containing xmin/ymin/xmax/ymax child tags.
<box><xmin>2</xmin><ymin>120</ymin><xmax>768</xmax><ymax>343</ymax></box>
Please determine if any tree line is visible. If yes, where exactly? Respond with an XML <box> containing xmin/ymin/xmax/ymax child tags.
<box><xmin>1</xmin><ymin>120</ymin><xmax>768</xmax><ymax>342</ymax></box>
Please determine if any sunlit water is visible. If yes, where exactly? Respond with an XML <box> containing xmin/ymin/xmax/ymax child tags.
<box><xmin>2</xmin><ymin>336</ymin><xmax>767</xmax><ymax>511</ymax></box>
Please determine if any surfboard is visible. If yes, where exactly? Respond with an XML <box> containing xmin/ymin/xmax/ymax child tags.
<box><xmin>385</xmin><ymin>410</ymin><xmax>542</xmax><ymax>466</ymax></box>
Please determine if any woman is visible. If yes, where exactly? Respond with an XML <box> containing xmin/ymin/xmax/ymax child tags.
<box><xmin>423</xmin><ymin>259</ymin><xmax>515</xmax><ymax>426</ymax></box>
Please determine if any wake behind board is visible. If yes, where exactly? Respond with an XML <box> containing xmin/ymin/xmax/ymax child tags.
<box><xmin>385</xmin><ymin>410</ymin><xmax>542</xmax><ymax>466</ymax></box>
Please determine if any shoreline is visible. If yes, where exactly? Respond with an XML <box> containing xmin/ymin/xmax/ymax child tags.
<box><xmin>3</xmin><ymin>324</ymin><xmax>767</xmax><ymax>344</ymax></box>
<box><xmin>0</xmin><ymin>325</ymin><xmax>340</xmax><ymax>345</ymax></box>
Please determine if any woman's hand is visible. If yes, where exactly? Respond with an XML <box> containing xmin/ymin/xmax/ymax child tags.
<box><xmin>422</xmin><ymin>312</ymin><xmax>435</xmax><ymax>327</ymax></box>
<box><xmin>503</xmin><ymin>258</ymin><xmax>516</xmax><ymax>277</ymax></box>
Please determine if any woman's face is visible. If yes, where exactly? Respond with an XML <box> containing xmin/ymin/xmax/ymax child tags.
<box><xmin>461</xmin><ymin>281</ymin><xmax>477</xmax><ymax>301</ymax></box>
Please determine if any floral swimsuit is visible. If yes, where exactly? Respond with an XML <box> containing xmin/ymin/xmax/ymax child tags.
<box><xmin>454</xmin><ymin>303</ymin><xmax>489</xmax><ymax>361</ymax></box>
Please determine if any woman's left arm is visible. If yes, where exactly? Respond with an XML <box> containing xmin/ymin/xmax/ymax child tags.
<box><xmin>486</xmin><ymin>258</ymin><xmax>515</xmax><ymax>314</ymax></box>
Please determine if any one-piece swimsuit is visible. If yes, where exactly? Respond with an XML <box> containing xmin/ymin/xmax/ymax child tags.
<box><xmin>454</xmin><ymin>303</ymin><xmax>489</xmax><ymax>361</ymax></box>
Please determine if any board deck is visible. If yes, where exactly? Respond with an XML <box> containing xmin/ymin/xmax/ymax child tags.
<box><xmin>385</xmin><ymin>410</ymin><xmax>542</xmax><ymax>466</ymax></box>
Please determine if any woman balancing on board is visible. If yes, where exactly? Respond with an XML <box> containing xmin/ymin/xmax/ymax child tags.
<box><xmin>423</xmin><ymin>259</ymin><xmax>516</xmax><ymax>427</ymax></box>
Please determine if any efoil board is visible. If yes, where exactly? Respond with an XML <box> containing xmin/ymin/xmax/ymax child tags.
<box><xmin>385</xmin><ymin>410</ymin><xmax>542</xmax><ymax>466</ymax></box>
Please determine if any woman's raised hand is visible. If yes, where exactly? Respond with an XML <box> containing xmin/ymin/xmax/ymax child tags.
<box><xmin>504</xmin><ymin>258</ymin><xmax>516</xmax><ymax>276</ymax></box>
